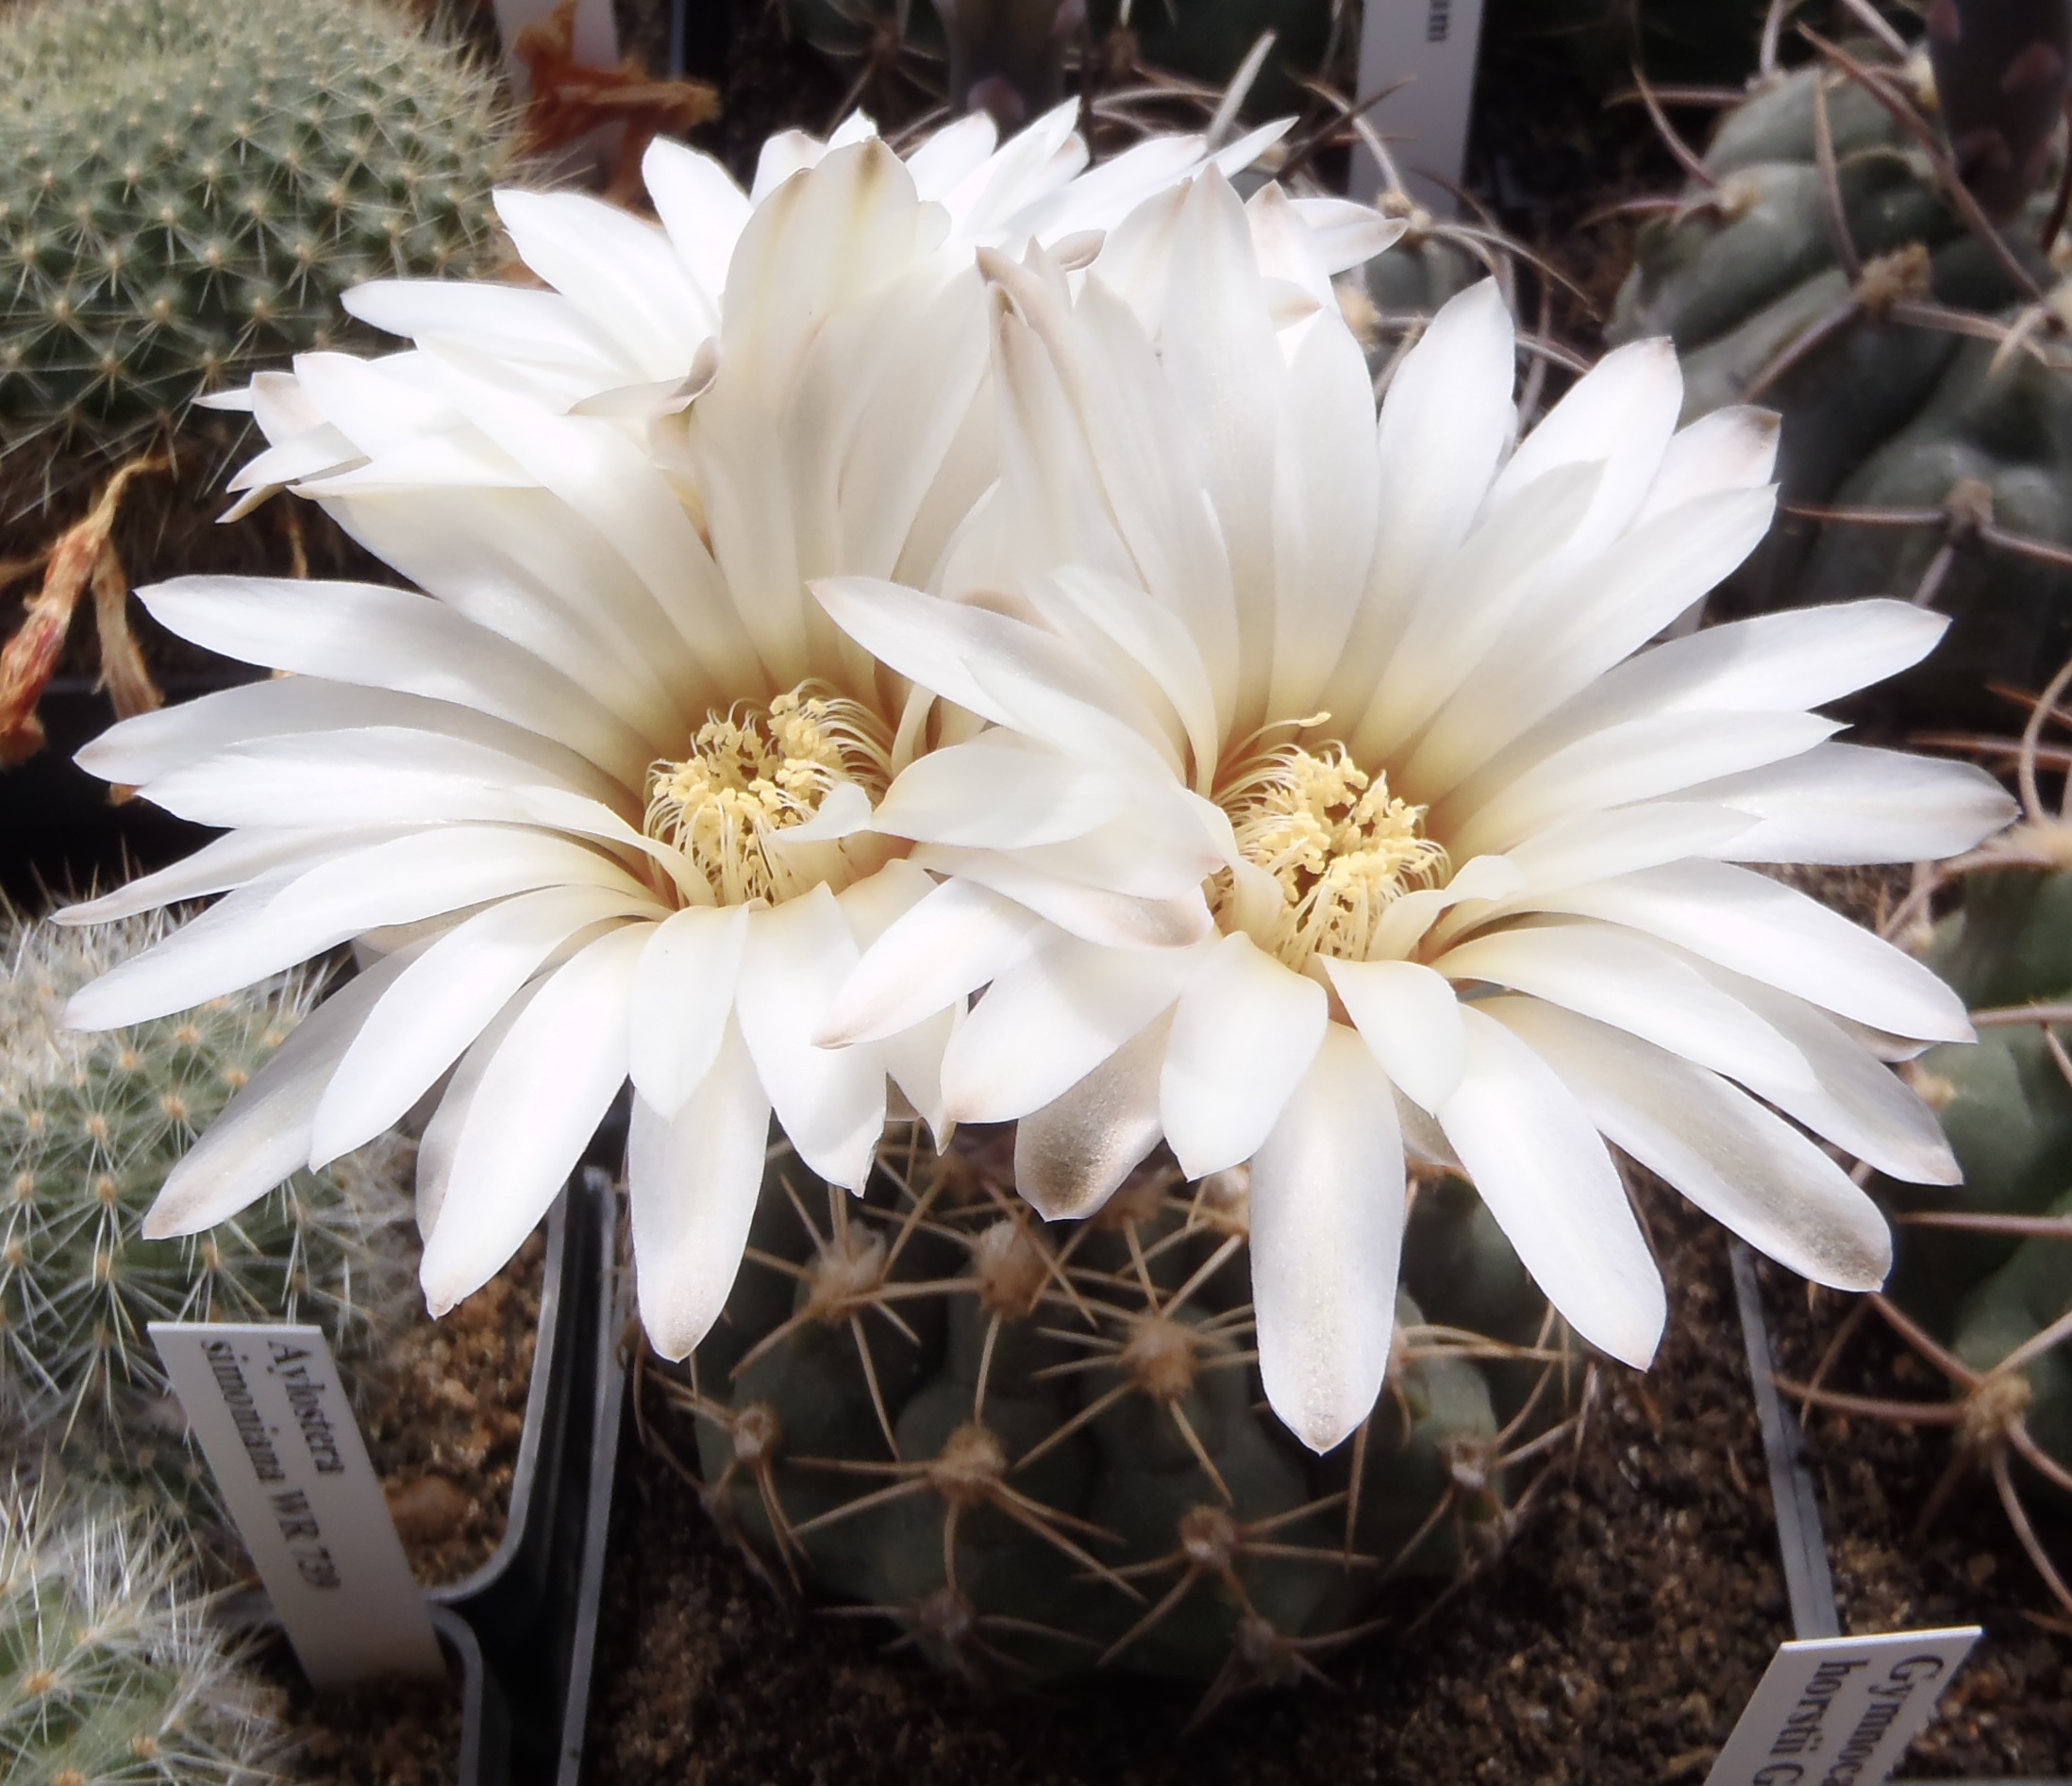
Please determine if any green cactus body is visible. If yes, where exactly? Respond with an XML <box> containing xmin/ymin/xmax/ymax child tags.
<box><xmin>1610</xmin><ymin>42</ymin><xmax>2072</xmax><ymax>726</ymax></box>
<box><xmin>0</xmin><ymin>910</ymin><xmax>409</xmax><ymax>1457</ymax></box>
<box><xmin>0</xmin><ymin>1482</ymin><xmax>289</xmax><ymax>1786</ymax></box>
<box><xmin>0</xmin><ymin>0</ymin><xmax>515</xmax><ymax>507</ymax></box>
<box><xmin>673</xmin><ymin>1134</ymin><xmax>1563</xmax><ymax>1689</ymax></box>
<box><xmin>1950</xmin><ymin>1187</ymin><xmax>2072</xmax><ymax>1490</ymax></box>
<box><xmin>1880</xmin><ymin>863</ymin><xmax>2072</xmax><ymax>1511</ymax></box>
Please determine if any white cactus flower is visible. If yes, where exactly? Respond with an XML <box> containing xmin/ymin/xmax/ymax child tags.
<box><xmin>57</xmin><ymin>123</ymin><xmax>1389</xmax><ymax>1362</ymax></box>
<box><xmin>812</xmin><ymin>174</ymin><xmax>2018</xmax><ymax>1453</ymax></box>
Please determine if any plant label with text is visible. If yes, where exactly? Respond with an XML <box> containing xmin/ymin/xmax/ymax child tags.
<box><xmin>150</xmin><ymin>1322</ymin><xmax>443</xmax><ymax>1687</ymax></box>
<box><xmin>1706</xmin><ymin>1627</ymin><xmax>1982</xmax><ymax>1786</ymax></box>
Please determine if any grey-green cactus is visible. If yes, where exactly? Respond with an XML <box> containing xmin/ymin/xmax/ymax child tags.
<box><xmin>0</xmin><ymin>1477</ymin><xmax>290</xmax><ymax>1786</ymax></box>
<box><xmin>1610</xmin><ymin>20</ymin><xmax>2072</xmax><ymax>727</ymax></box>
<box><xmin>0</xmin><ymin>909</ymin><xmax>410</xmax><ymax>1455</ymax></box>
<box><xmin>660</xmin><ymin>1130</ymin><xmax>1573</xmax><ymax>1693</ymax></box>
<box><xmin>0</xmin><ymin>0</ymin><xmax>517</xmax><ymax>509</ymax></box>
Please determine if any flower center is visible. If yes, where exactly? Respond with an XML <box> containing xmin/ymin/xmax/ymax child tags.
<box><xmin>1211</xmin><ymin>741</ymin><xmax>1447</xmax><ymax>973</ymax></box>
<box><xmin>643</xmin><ymin>683</ymin><xmax>893</xmax><ymax>907</ymax></box>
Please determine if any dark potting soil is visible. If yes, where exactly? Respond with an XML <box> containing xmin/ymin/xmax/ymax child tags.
<box><xmin>1762</xmin><ymin>1266</ymin><xmax>2072</xmax><ymax>1777</ymax></box>
<box><xmin>364</xmin><ymin>1227</ymin><xmax>548</xmax><ymax>1587</ymax></box>
<box><xmin>586</xmin><ymin>1189</ymin><xmax>1795</xmax><ymax>1786</ymax></box>
<box><xmin>268</xmin><ymin>1639</ymin><xmax>468</xmax><ymax>1786</ymax></box>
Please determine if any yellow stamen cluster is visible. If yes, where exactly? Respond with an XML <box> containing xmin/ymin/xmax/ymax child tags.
<box><xmin>1212</xmin><ymin>742</ymin><xmax>1447</xmax><ymax>972</ymax></box>
<box><xmin>643</xmin><ymin>684</ymin><xmax>893</xmax><ymax>907</ymax></box>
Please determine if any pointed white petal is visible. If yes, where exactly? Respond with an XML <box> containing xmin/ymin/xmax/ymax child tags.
<box><xmin>1686</xmin><ymin>744</ymin><xmax>2017</xmax><ymax>865</ymax></box>
<box><xmin>735</xmin><ymin>887</ymin><xmax>884</xmax><ymax>1191</ymax></box>
<box><xmin>1251</xmin><ymin>1025</ymin><xmax>1406</xmax><ymax>1453</ymax></box>
<box><xmin>1438</xmin><ymin>1006</ymin><xmax>1664</xmax><ymax>1369</ymax></box>
<box><xmin>1326</xmin><ymin>958</ymin><xmax>1466</xmax><ymax>1113</ymax></box>
<box><xmin>142</xmin><ymin>945</ymin><xmax>425</xmax><ymax>1237</ymax></box>
<box><xmin>1015</xmin><ymin>1012</ymin><xmax>1173</xmax><ymax>1221</ymax></box>
<box><xmin>627</xmin><ymin>905</ymin><xmax>751</xmax><ymax>1118</ymax></box>
<box><xmin>911</xmin><ymin>846</ymin><xmax>1213</xmax><ymax>951</ymax></box>
<box><xmin>419</xmin><ymin>925</ymin><xmax>647</xmax><ymax>1313</ymax></box>
<box><xmin>818</xmin><ymin>876</ymin><xmax>1042</xmax><ymax>1048</ymax></box>
<box><xmin>871</xmin><ymin>733</ymin><xmax>1127</xmax><ymax>848</ymax></box>
<box><xmin>1159</xmin><ymin>933</ymin><xmax>1328</xmax><ymax>1179</ymax></box>
<box><xmin>627</xmin><ymin>1027</ymin><xmax>772</xmax><ymax>1360</ymax></box>
<box><xmin>941</xmin><ymin>933</ymin><xmax>1203</xmax><ymax>1124</ymax></box>
<box><xmin>1432</xmin><ymin>921</ymin><xmax>1813</xmax><ymax>1092</ymax></box>
<box><xmin>135</xmin><ymin>576</ymin><xmax>652</xmax><ymax>786</ymax></box>
<box><xmin>642</xmin><ymin>137</ymin><xmax>751</xmax><ymax>300</ymax></box>
<box><xmin>312</xmin><ymin>888</ymin><xmax>652</xmax><ymax>1164</ymax></box>
<box><xmin>1493</xmin><ymin>996</ymin><xmax>1891</xmax><ymax>1291</ymax></box>
<box><xmin>1531</xmin><ymin>861</ymin><xmax>1973</xmax><ymax>1043</ymax></box>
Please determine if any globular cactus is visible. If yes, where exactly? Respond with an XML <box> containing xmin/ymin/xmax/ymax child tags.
<box><xmin>0</xmin><ymin>1477</ymin><xmax>290</xmax><ymax>1786</ymax></box>
<box><xmin>1796</xmin><ymin>845</ymin><xmax>2072</xmax><ymax>1612</ymax></box>
<box><xmin>658</xmin><ymin>1130</ymin><xmax>1576</xmax><ymax>1696</ymax></box>
<box><xmin>0</xmin><ymin>0</ymin><xmax>518</xmax><ymax>510</ymax></box>
<box><xmin>0</xmin><ymin>908</ymin><xmax>411</xmax><ymax>1455</ymax></box>
<box><xmin>1610</xmin><ymin>10</ymin><xmax>2072</xmax><ymax>725</ymax></box>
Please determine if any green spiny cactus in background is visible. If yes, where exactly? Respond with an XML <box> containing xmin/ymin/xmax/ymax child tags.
<box><xmin>654</xmin><ymin>1129</ymin><xmax>1578</xmax><ymax>1696</ymax></box>
<box><xmin>0</xmin><ymin>1477</ymin><xmax>290</xmax><ymax>1786</ymax></box>
<box><xmin>1799</xmin><ymin>816</ymin><xmax>2072</xmax><ymax>1611</ymax></box>
<box><xmin>0</xmin><ymin>909</ymin><xmax>411</xmax><ymax>1459</ymax></box>
<box><xmin>1610</xmin><ymin>7</ymin><xmax>2072</xmax><ymax>728</ymax></box>
<box><xmin>0</xmin><ymin>0</ymin><xmax>518</xmax><ymax>511</ymax></box>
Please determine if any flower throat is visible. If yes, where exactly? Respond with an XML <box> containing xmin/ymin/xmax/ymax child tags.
<box><xmin>1212</xmin><ymin>741</ymin><xmax>1447</xmax><ymax>973</ymax></box>
<box><xmin>643</xmin><ymin>684</ymin><xmax>892</xmax><ymax>907</ymax></box>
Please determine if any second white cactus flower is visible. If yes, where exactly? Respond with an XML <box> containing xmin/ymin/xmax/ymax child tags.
<box><xmin>813</xmin><ymin>172</ymin><xmax>2017</xmax><ymax>1453</ymax></box>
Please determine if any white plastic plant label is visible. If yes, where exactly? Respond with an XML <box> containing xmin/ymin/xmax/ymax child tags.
<box><xmin>1705</xmin><ymin>1627</ymin><xmax>1983</xmax><ymax>1786</ymax></box>
<box><xmin>150</xmin><ymin>1322</ymin><xmax>443</xmax><ymax>1687</ymax></box>
<box><xmin>1353</xmin><ymin>0</ymin><xmax>1488</xmax><ymax>214</ymax></box>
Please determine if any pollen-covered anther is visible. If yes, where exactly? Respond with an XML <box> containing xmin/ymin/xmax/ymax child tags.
<box><xmin>643</xmin><ymin>682</ymin><xmax>894</xmax><ymax>907</ymax></box>
<box><xmin>1211</xmin><ymin>741</ymin><xmax>1448</xmax><ymax>972</ymax></box>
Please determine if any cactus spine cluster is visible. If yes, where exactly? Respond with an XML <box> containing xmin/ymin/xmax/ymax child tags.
<box><xmin>1610</xmin><ymin>9</ymin><xmax>2072</xmax><ymax>724</ymax></box>
<box><xmin>0</xmin><ymin>1479</ymin><xmax>288</xmax><ymax>1786</ymax></box>
<box><xmin>663</xmin><ymin>1130</ymin><xmax>1573</xmax><ymax>1692</ymax></box>
<box><xmin>0</xmin><ymin>0</ymin><xmax>517</xmax><ymax>504</ymax></box>
<box><xmin>0</xmin><ymin>909</ymin><xmax>410</xmax><ymax>1454</ymax></box>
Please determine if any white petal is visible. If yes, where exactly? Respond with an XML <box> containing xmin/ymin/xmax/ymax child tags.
<box><xmin>1691</xmin><ymin>965</ymin><xmax>1961</xmax><ymax>1185</ymax></box>
<box><xmin>627</xmin><ymin>905</ymin><xmax>751</xmax><ymax>1118</ymax></box>
<box><xmin>1159</xmin><ymin>933</ymin><xmax>1328</xmax><ymax>1179</ymax></box>
<box><xmin>911</xmin><ymin>845</ymin><xmax>1213</xmax><ymax>951</ymax></box>
<box><xmin>142</xmin><ymin>944</ymin><xmax>425</xmax><ymax>1236</ymax></box>
<box><xmin>63</xmin><ymin>828</ymin><xmax>649</xmax><ymax>1030</ymax></box>
<box><xmin>136</xmin><ymin>576</ymin><xmax>652</xmax><ymax>786</ymax></box>
<box><xmin>819</xmin><ymin>875</ymin><xmax>1039</xmax><ymax>1047</ymax></box>
<box><xmin>53</xmin><ymin>829</ymin><xmax>374</xmax><ymax>924</ymax></box>
<box><xmin>1445</xmin><ymin>709</ymin><xmax>1844</xmax><ymax>861</ymax></box>
<box><xmin>1437</xmin><ymin>1006</ymin><xmax>1664</xmax><ymax>1369</ymax></box>
<box><xmin>494</xmin><ymin>189</ymin><xmax>713</xmax><ymax>373</ymax></box>
<box><xmin>312</xmin><ymin>888</ymin><xmax>653</xmax><ymax>1164</ymax></box>
<box><xmin>1492</xmin><ymin>996</ymin><xmax>1891</xmax><ymax>1291</ymax></box>
<box><xmin>1250</xmin><ymin>1025</ymin><xmax>1406</xmax><ymax>1453</ymax></box>
<box><xmin>871</xmin><ymin>733</ymin><xmax>1127</xmax><ymax>848</ymax></box>
<box><xmin>1635</xmin><ymin>406</ymin><xmax>1780</xmax><ymax>525</ymax></box>
<box><xmin>642</xmin><ymin>137</ymin><xmax>751</xmax><ymax>300</ymax></box>
<box><xmin>418</xmin><ymin>925</ymin><xmax>647</xmax><ymax>1313</ymax></box>
<box><xmin>1325</xmin><ymin>958</ymin><xmax>1466</xmax><ymax>1114</ymax></box>
<box><xmin>941</xmin><ymin>932</ymin><xmax>1202</xmax><ymax>1124</ymax></box>
<box><xmin>1686</xmin><ymin>744</ymin><xmax>2017</xmax><ymax>865</ymax></box>
<box><xmin>1014</xmin><ymin>1012</ymin><xmax>1173</xmax><ymax>1221</ymax></box>
<box><xmin>1432</xmin><ymin>921</ymin><xmax>1813</xmax><ymax>1092</ymax></box>
<box><xmin>627</xmin><ymin>1027</ymin><xmax>772</xmax><ymax>1360</ymax></box>
<box><xmin>1531</xmin><ymin>861</ymin><xmax>1973</xmax><ymax>1043</ymax></box>
<box><xmin>735</xmin><ymin>887</ymin><xmax>884</xmax><ymax>1191</ymax></box>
